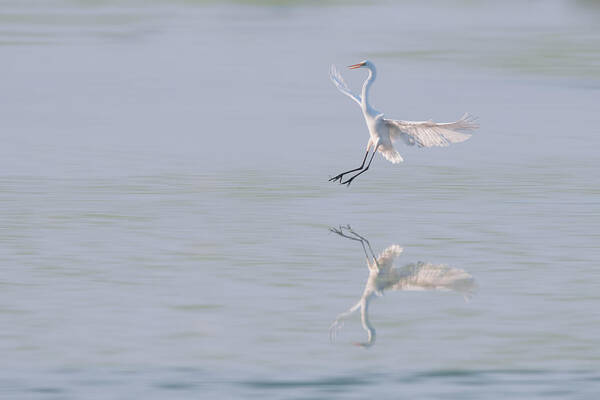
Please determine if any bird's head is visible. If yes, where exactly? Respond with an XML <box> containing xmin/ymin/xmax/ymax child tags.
<box><xmin>348</xmin><ymin>60</ymin><xmax>372</xmax><ymax>70</ymax></box>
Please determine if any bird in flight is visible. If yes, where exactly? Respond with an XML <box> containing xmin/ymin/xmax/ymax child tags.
<box><xmin>329</xmin><ymin>60</ymin><xmax>478</xmax><ymax>186</ymax></box>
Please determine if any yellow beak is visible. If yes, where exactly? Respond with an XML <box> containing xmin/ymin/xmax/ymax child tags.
<box><xmin>348</xmin><ymin>62</ymin><xmax>364</xmax><ymax>69</ymax></box>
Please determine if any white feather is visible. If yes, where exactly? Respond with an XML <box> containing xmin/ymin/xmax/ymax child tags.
<box><xmin>392</xmin><ymin>262</ymin><xmax>476</xmax><ymax>295</ymax></box>
<box><xmin>376</xmin><ymin>245</ymin><xmax>404</xmax><ymax>267</ymax></box>
<box><xmin>329</xmin><ymin>64</ymin><xmax>362</xmax><ymax>106</ymax></box>
<box><xmin>329</xmin><ymin>61</ymin><xmax>478</xmax><ymax>185</ymax></box>
<box><xmin>378</xmin><ymin>143</ymin><xmax>404</xmax><ymax>164</ymax></box>
<box><xmin>330</xmin><ymin>226</ymin><xmax>477</xmax><ymax>347</ymax></box>
<box><xmin>385</xmin><ymin>113</ymin><xmax>479</xmax><ymax>148</ymax></box>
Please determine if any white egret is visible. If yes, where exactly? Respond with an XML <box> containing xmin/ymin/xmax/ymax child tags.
<box><xmin>329</xmin><ymin>60</ymin><xmax>479</xmax><ymax>185</ymax></box>
<box><xmin>329</xmin><ymin>225</ymin><xmax>476</xmax><ymax>347</ymax></box>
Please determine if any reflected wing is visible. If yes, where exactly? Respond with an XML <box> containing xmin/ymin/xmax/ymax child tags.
<box><xmin>376</xmin><ymin>245</ymin><xmax>404</xmax><ymax>268</ymax></box>
<box><xmin>385</xmin><ymin>113</ymin><xmax>478</xmax><ymax>148</ymax></box>
<box><xmin>392</xmin><ymin>262</ymin><xmax>476</xmax><ymax>295</ymax></box>
<box><xmin>330</xmin><ymin>65</ymin><xmax>362</xmax><ymax>106</ymax></box>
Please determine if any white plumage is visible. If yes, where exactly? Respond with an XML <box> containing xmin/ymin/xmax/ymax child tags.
<box><xmin>329</xmin><ymin>61</ymin><xmax>478</xmax><ymax>185</ymax></box>
<box><xmin>329</xmin><ymin>226</ymin><xmax>476</xmax><ymax>347</ymax></box>
<box><xmin>389</xmin><ymin>262</ymin><xmax>476</xmax><ymax>293</ymax></box>
<box><xmin>386</xmin><ymin>113</ymin><xmax>477</xmax><ymax>148</ymax></box>
<box><xmin>329</xmin><ymin>64</ymin><xmax>362</xmax><ymax>105</ymax></box>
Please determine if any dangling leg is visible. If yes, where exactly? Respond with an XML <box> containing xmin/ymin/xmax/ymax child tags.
<box><xmin>340</xmin><ymin>142</ymin><xmax>379</xmax><ymax>186</ymax></box>
<box><xmin>329</xmin><ymin>139</ymin><xmax>373</xmax><ymax>183</ymax></box>
<box><xmin>328</xmin><ymin>150</ymin><xmax>368</xmax><ymax>183</ymax></box>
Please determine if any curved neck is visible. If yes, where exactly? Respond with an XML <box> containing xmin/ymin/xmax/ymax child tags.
<box><xmin>361</xmin><ymin>66</ymin><xmax>376</xmax><ymax>110</ymax></box>
<box><xmin>358</xmin><ymin>295</ymin><xmax>376</xmax><ymax>347</ymax></box>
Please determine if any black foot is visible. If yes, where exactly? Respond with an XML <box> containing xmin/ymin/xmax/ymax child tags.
<box><xmin>329</xmin><ymin>226</ymin><xmax>343</xmax><ymax>235</ymax></box>
<box><xmin>329</xmin><ymin>173</ymin><xmax>345</xmax><ymax>183</ymax></box>
<box><xmin>329</xmin><ymin>225</ymin><xmax>353</xmax><ymax>237</ymax></box>
<box><xmin>340</xmin><ymin>177</ymin><xmax>356</xmax><ymax>186</ymax></box>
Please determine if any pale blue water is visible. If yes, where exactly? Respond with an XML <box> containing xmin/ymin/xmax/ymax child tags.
<box><xmin>1</xmin><ymin>1</ymin><xmax>600</xmax><ymax>398</ymax></box>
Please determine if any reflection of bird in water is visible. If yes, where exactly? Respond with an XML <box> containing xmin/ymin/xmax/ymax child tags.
<box><xmin>329</xmin><ymin>60</ymin><xmax>478</xmax><ymax>186</ymax></box>
<box><xmin>329</xmin><ymin>226</ymin><xmax>476</xmax><ymax>348</ymax></box>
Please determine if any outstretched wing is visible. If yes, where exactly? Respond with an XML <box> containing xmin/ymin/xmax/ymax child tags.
<box><xmin>385</xmin><ymin>113</ymin><xmax>478</xmax><ymax>148</ymax></box>
<box><xmin>376</xmin><ymin>245</ymin><xmax>404</xmax><ymax>269</ymax></box>
<box><xmin>330</xmin><ymin>65</ymin><xmax>362</xmax><ymax>106</ymax></box>
<box><xmin>392</xmin><ymin>262</ymin><xmax>476</xmax><ymax>295</ymax></box>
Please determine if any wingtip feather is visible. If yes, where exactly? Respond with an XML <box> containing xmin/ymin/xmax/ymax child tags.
<box><xmin>457</xmin><ymin>112</ymin><xmax>479</xmax><ymax>130</ymax></box>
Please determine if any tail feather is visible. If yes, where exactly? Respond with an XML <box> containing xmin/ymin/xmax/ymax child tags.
<box><xmin>378</xmin><ymin>145</ymin><xmax>404</xmax><ymax>164</ymax></box>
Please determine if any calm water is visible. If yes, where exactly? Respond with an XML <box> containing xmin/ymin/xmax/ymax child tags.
<box><xmin>2</xmin><ymin>1</ymin><xmax>600</xmax><ymax>398</ymax></box>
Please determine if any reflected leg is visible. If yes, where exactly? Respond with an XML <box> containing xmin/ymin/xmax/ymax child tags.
<box><xmin>330</xmin><ymin>226</ymin><xmax>376</xmax><ymax>266</ymax></box>
<box><xmin>344</xmin><ymin>227</ymin><xmax>377</xmax><ymax>263</ymax></box>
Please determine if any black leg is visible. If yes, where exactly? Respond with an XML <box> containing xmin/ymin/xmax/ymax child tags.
<box><xmin>330</xmin><ymin>225</ymin><xmax>377</xmax><ymax>267</ymax></box>
<box><xmin>329</xmin><ymin>150</ymin><xmax>369</xmax><ymax>183</ymax></box>
<box><xmin>340</xmin><ymin>148</ymin><xmax>377</xmax><ymax>186</ymax></box>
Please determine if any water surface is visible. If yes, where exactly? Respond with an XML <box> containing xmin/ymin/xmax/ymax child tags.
<box><xmin>1</xmin><ymin>0</ymin><xmax>600</xmax><ymax>398</ymax></box>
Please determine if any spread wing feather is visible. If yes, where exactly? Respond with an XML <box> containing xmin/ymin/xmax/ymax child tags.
<box><xmin>329</xmin><ymin>65</ymin><xmax>362</xmax><ymax>106</ymax></box>
<box><xmin>376</xmin><ymin>245</ymin><xmax>404</xmax><ymax>268</ymax></box>
<box><xmin>392</xmin><ymin>262</ymin><xmax>476</xmax><ymax>294</ymax></box>
<box><xmin>385</xmin><ymin>113</ymin><xmax>478</xmax><ymax>148</ymax></box>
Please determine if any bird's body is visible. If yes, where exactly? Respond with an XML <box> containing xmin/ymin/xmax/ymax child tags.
<box><xmin>329</xmin><ymin>60</ymin><xmax>478</xmax><ymax>185</ymax></box>
<box><xmin>349</xmin><ymin>63</ymin><xmax>402</xmax><ymax>165</ymax></box>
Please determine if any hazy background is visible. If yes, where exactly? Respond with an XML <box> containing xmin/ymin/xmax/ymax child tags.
<box><xmin>1</xmin><ymin>0</ymin><xmax>600</xmax><ymax>398</ymax></box>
